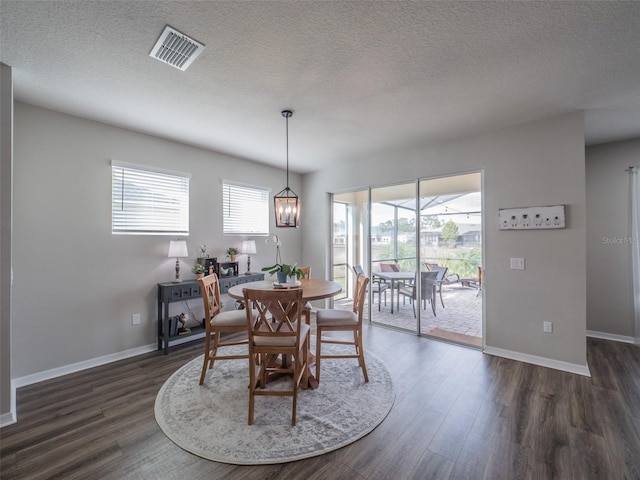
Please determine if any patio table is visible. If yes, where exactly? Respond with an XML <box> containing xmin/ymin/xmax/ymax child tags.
<box><xmin>373</xmin><ymin>271</ymin><xmax>415</xmax><ymax>313</ymax></box>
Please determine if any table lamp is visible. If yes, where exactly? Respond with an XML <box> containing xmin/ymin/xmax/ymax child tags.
<box><xmin>168</xmin><ymin>240</ymin><xmax>189</xmax><ymax>282</ymax></box>
<box><xmin>241</xmin><ymin>240</ymin><xmax>257</xmax><ymax>274</ymax></box>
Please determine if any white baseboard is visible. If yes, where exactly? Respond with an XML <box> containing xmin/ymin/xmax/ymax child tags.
<box><xmin>1</xmin><ymin>376</ymin><xmax>17</xmax><ymax>428</ymax></box>
<box><xmin>2</xmin><ymin>343</ymin><xmax>158</xmax><ymax>428</ymax></box>
<box><xmin>0</xmin><ymin>410</ymin><xmax>16</xmax><ymax>428</ymax></box>
<box><xmin>483</xmin><ymin>346</ymin><xmax>591</xmax><ymax>377</ymax></box>
<box><xmin>586</xmin><ymin>330</ymin><xmax>636</xmax><ymax>344</ymax></box>
<box><xmin>12</xmin><ymin>343</ymin><xmax>157</xmax><ymax>390</ymax></box>
<box><xmin>2</xmin><ymin>337</ymin><xmax>210</xmax><ymax>428</ymax></box>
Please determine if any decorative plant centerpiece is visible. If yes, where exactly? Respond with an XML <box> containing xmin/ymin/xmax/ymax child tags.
<box><xmin>261</xmin><ymin>262</ymin><xmax>304</xmax><ymax>284</ymax></box>
<box><xmin>226</xmin><ymin>246</ymin><xmax>240</xmax><ymax>262</ymax></box>
<box><xmin>191</xmin><ymin>263</ymin><xmax>206</xmax><ymax>278</ymax></box>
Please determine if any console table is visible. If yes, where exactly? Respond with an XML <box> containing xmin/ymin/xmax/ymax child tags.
<box><xmin>157</xmin><ymin>273</ymin><xmax>265</xmax><ymax>354</ymax></box>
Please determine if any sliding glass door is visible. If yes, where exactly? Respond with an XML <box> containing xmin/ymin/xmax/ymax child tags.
<box><xmin>370</xmin><ymin>182</ymin><xmax>418</xmax><ymax>331</ymax></box>
<box><xmin>418</xmin><ymin>173</ymin><xmax>483</xmax><ymax>346</ymax></box>
<box><xmin>330</xmin><ymin>172</ymin><xmax>483</xmax><ymax>348</ymax></box>
<box><xmin>331</xmin><ymin>190</ymin><xmax>369</xmax><ymax>312</ymax></box>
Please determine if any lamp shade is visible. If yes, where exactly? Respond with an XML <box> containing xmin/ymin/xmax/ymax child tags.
<box><xmin>168</xmin><ymin>240</ymin><xmax>188</xmax><ymax>258</ymax></box>
<box><xmin>242</xmin><ymin>240</ymin><xmax>257</xmax><ymax>254</ymax></box>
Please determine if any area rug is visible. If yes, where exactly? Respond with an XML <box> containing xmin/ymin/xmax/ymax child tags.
<box><xmin>154</xmin><ymin>343</ymin><xmax>395</xmax><ymax>465</ymax></box>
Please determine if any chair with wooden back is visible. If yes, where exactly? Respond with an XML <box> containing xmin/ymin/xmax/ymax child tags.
<box><xmin>198</xmin><ymin>273</ymin><xmax>249</xmax><ymax>385</ymax></box>
<box><xmin>298</xmin><ymin>266</ymin><xmax>312</xmax><ymax>324</ymax></box>
<box><xmin>243</xmin><ymin>287</ymin><xmax>310</xmax><ymax>426</ymax></box>
<box><xmin>315</xmin><ymin>274</ymin><xmax>370</xmax><ymax>383</ymax></box>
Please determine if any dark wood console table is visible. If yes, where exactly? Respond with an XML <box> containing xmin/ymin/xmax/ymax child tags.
<box><xmin>157</xmin><ymin>273</ymin><xmax>265</xmax><ymax>354</ymax></box>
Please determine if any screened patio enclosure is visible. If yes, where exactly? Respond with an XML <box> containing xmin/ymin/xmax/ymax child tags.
<box><xmin>331</xmin><ymin>172</ymin><xmax>483</xmax><ymax>347</ymax></box>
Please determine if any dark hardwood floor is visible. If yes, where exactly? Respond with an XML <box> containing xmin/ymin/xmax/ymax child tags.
<box><xmin>2</xmin><ymin>326</ymin><xmax>640</xmax><ymax>479</ymax></box>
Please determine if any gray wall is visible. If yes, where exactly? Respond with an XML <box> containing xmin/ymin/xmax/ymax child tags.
<box><xmin>0</xmin><ymin>64</ymin><xmax>13</xmax><ymax>421</ymax></box>
<box><xmin>304</xmin><ymin>112</ymin><xmax>588</xmax><ymax>370</ymax></box>
<box><xmin>7</xmin><ymin>103</ymin><xmax>593</xmax><ymax>418</ymax></box>
<box><xmin>586</xmin><ymin>139</ymin><xmax>639</xmax><ymax>338</ymax></box>
<box><xmin>11</xmin><ymin>102</ymin><xmax>302</xmax><ymax>378</ymax></box>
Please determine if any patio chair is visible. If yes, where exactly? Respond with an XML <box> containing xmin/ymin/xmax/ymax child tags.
<box><xmin>425</xmin><ymin>263</ymin><xmax>462</xmax><ymax>306</ymax></box>
<box><xmin>398</xmin><ymin>270</ymin><xmax>439</xmax><ymax>317</ymax></box>
<box><xmin>427</xmin><ymin>266</ymin><xmax>449</xmax><ymax>308</ymax></box>
<box><xmin>353</xmin><ymin>265</ymin><xmax>388</xmax><ymax>310</ymax></box>
<box><xmin>460</xmin><ymin>266</ymin><xmax>482</xmax><ymax>296</ymax></box>
<box><xmin>380</xmin><ymin>263</ymin><xmax>401</xmax><ymax>272</ymax></box>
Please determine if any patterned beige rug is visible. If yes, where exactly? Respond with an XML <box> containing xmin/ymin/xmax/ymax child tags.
<box><xmin>155</xmin><ymin>343</ymin><xmax>394</xmax><ymax>464</ymax></box>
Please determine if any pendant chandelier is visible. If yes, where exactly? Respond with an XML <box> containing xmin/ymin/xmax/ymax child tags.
<box><xmin>273</xmin><ymin>109</ymin><xmax>301</xmax><ymax>228</ymax></box>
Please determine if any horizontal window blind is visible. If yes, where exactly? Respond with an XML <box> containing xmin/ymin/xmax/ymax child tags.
<box><xmin>112</xmin><ymin>162</ymin><xmax>190</xmax><ymax>235</ymax></box>
<box><xmin>223</xmin><ymin>181</ymin><xmax>269</xmax><ymax>236</ymax></box>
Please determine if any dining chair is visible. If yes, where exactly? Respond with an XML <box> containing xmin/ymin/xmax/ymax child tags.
<box><xmin>353</xmin><ymin>265</ymin><xmax>388</xmax><ymax>310</ymax></box>
<box><xmin>398</xmin><ymin>270</ymin><xmax>439</xmax><ymax>317</ymax></box>
<box><xmin>198</xmin><ymin>273</ymin><xmax>249</xmax><ymax>385</ymax></box>
<box><xmin>298</xmin><ymin>266</ymin><xmax>312</xmax><ymax>324</ymax></box>
<box><xmin>315</xmin><ymin>274</ymin><xmax>370</xmax><ymax>383</ymax></box>
<box><xmin>243</xmin><ymin>287</ymin><xmax>310</xmax><ymax>426</ymax></box>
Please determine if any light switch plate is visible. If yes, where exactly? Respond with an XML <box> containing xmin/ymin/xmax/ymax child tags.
<box><xmin>510</xmin><ymin>258</ymin><xmax>525</xmax><ymax>270</ymax></box>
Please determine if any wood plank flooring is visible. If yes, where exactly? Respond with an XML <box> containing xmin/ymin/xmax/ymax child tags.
<box><xmin>2</xmin><ymin>327</ymin><xmax>640</xmax><ymax>479</ymax></box>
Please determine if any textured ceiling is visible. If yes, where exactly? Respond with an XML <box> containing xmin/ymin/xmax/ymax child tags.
<box><xmin>2</xmin><ymin>1</ymin><xmax>640</xmax><ymax>173</ymax></box>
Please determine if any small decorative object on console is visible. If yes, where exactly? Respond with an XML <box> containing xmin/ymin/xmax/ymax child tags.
<box><xmin>176</xmin><ymin>313</ymin><xmax>190</xmax><ymax>335</ymax></box>
<box><xmin>226</xmin><ymin>246</ymin><xmax>240</xmax><ymax>262</ymax></box>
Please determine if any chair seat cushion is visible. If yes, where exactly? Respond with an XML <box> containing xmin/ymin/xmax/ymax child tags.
<box><xmin>211</xmin><ymin>309</ymin><xmax>253</xmax><ymax>327</ymax></box>
<box><xmin>398</xmin><ymin>286</ymin><xmax>414</xmax><ymax>297</ymax></box>
<box><xmin>303</xmin><ymin>301</ymin><xmax>312</xmax><ymax>311</ymax></box>
<box><xmin>253</xmin><ymin>322</ymin><xmax>310</xmax><ymax>347</ymax></box>
<box><xmin>372</xmin><ymin>283</ymin><xmax>388</xmax><ymax>292</ymax></box>
<box><xmin>316</xmin><ymin>309</ymin><xmax>357</xmax><ymax>326</ymax></box>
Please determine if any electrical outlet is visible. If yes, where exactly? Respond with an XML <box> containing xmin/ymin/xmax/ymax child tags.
<box><xmin>510</xmin><ymin>257</ymin><xmax>525</xmax><ymax>270</ymax></box>
<box><xmin>132</xmin><ymin>313</ymin><xmax>141</xmax><ymax>325</ymax></box>
<box><xmin>543</xmin><ymin>321</ymin><xmax>553</xmax><ymax>333</ymax></box>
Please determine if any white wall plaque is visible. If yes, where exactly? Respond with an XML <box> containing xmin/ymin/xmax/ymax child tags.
<box><xmin>498</xmin><ymin>205</ymin><xmax>565</xmax><ymax>230</ymax></box>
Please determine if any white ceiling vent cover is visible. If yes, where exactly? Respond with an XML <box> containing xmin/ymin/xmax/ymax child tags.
<box><xmin>149</xmin><ymin>26</ymin><xmax>205</xmax><ymax>71</ymax></box>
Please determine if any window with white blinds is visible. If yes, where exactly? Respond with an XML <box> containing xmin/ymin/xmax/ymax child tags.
<box><xmin>222</xmin><ymin>181</ymin><xmax>270</xmax><ymax>236</ymax></box>
<box><xmin>111</xmin><ymin>161</ymin><xmax>190</xmax><ymax>235</ymax></box>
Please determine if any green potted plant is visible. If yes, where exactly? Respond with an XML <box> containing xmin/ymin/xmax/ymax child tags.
<box><xmin>226</xmin><ymin>246</ymin><xmax>240</xmax><ymax>262</ymax></box>
<box><xmin>261</xmin><ymin>262</ymin><xmax>304</xmax><ymax>284</ymax></box>
<box><xmin>191</xmin><ymin>263</ymin><xmax>206</xmax><ymax>278</ymax></box>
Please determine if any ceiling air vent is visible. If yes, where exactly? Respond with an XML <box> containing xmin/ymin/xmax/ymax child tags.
<box><xmin>149</xmin><ymin>26</ymin><xmax>205</xmax><ymax>71</ymax></box>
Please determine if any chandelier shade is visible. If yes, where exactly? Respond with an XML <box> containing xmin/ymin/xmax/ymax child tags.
<box><xmin>274</xmin><ymin>110</ymin><xmax>301</xmax><ymax>228</ymax></box>
<box><xmin>274</xmin><ymin>187</ymin><xmax>301</xmax><ymax>228</ymax></box>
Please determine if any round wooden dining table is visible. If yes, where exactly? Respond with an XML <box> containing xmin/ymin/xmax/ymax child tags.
<box><xmin>227</xmin><ymin>278</ymin><xmax>342</xmax><ymax>389</ymax></box>
<box><xmin>226</xmin><ymin>278</ymin><xmax>342</xmax><ymax>303</ymax></box>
